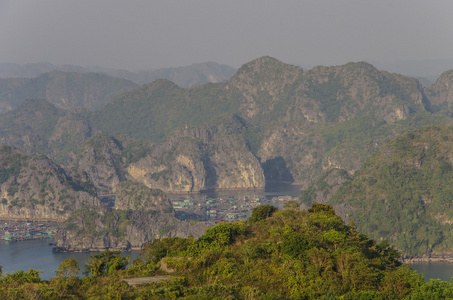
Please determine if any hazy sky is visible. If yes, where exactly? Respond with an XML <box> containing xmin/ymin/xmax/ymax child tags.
<box><xmin>1</xmin><ymin>0</ymin><xmax>453</xmax><ymax>72</ymax></box>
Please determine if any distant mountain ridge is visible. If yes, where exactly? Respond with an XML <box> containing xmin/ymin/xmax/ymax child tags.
<box><xmin>0</xmin><ymin>62</ymin><xmax>236</xmax><ymax>113</ymax></box>
<box><xmin>0</xmin><ymin>71</ymin><xmax>138</xmax><ymax>112</ymax></box>
<box><xmin>0</xmin><ymin>62</ymin><xmax>236</xmax><ymax>87</ymax></box>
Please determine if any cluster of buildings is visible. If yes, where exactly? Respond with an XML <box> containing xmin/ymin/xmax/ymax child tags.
<box><xmin>171</xmin><ymin>194</ymin><xmax>294</xmax><ymax>226</ymax></box>
<box><xmin>0</xmin><ymin>222</ymin><xmax>58</xmax><ymax>242</ymax></box>
<box><xmin>1</xmin><ymin>190</ymin><xmax>297</xmax><ymax>244</ymax></box>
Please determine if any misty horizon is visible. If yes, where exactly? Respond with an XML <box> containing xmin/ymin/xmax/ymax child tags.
<box><xmin>1</xmin><ymin>1</ymin><xmax>453</xmax><ymax>76</ymax></box>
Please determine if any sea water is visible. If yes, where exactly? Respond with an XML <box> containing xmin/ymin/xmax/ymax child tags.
<box><xmin>0</xmin><ymin>239</ymin><xmax>139</xmax><ymax>280</ymax></box>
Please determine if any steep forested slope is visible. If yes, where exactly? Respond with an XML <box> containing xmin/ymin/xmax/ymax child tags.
<box><xmin>306</xmin><ymin>126</ymin><xmax>453</xmax><ymax>257</ymax></box>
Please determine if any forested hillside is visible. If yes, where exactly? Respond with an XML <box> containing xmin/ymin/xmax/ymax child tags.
<box><xmin>3</xmin><ymin>204</ymin><xmax>450</xmax><ymax>299</ymax></box>
<box><xmin>302</xmin><ymin>126</ymin><xmax>453</xmax><ymax>257</ymax></box>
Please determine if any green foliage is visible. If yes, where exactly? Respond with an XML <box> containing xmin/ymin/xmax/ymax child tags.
<box><xmin>407</xmin><ymin>279</ymin><xmax>453</xmax><ymax>299</ymax></box>
<box><xmin>0</xmin><ymin>269</ymin><xmax>41</xmax><ymax>284</ymax></box>
<box><xmin>56</xmin><ymin>258</ymin><xmax>80</xmax><ymax>277</ymax></box>
<box><xmin>0</xmin><ymin>205</ymin><xmax>448</xmax><ymax>299</ymax></box>
<box><xmin>66</xmin><ymin>206</ymin><xmax>100</xmax><ymax>236</ymax></box>
<box><xmin>158</xmin><ymin>225</ymin><xmax>176</xmax><ymax>236</ymax></box>
<box><xmin>197</xmin><ymin>222</ymin><xmax>246</xmax><ymax>248</ymax></box>
<box><xmin>150</xmin><ymin>169</ymin><xmax>170</xmax><ymax>181</ymax></box>
<box><xmin>83</xmin><ymin>250</ymin><xmax>129</xmax><ymax>277</ymax></box>
<box><xmin>91</xmin><ymin>80</ymin><xmax>241</xmax><ymax>142</ymax></box>
<box><xmin>142</xmin><ymin>237</ymin><xmax>194</xmax><ymax>264</ymax></box>
<box><xmin>0</xmin><ymin>149</ymin><xmax>22</xmax><ymax>184</ymax></box>
<box><xmin>308</xmin><ymin>203</ymin><xmax>336</xmax><ymax>215</ymax></box>
<box><xmin>122</xmin><ymin>138</ymin><xmax>151</xmax><ymax>164</ymax></box>
<box><xmin>248</xmin><ymin>204</ymin><xmax>278</xmax><ymax>223</ymax></box>
<box><xmin>281</xmin><ymin>231</ymin><xmax>312</xmax><ymax>258</ymax></box>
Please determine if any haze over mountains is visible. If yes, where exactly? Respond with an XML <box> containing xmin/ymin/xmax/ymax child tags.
<box><xmin>0</xmin><ymin>62</ymin><xmax>236</xmax><ymax>113</ymax></box>
<box><xmin>2</xmin><ymin>56</ymin><xmax>453</xmax><ymax>254</ymax></box>
<box><xmin>0</xmin><ymin>61</ymin><xmax>236</xmax><ymax>87</ymax></box>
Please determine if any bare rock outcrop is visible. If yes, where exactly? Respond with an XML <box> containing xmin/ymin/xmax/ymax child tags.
<box><xmin>0</xmin><ymin>145</ymin><xmax>99</xmax><ymax>222</ymax></box>
<box><xmin>127</xmin><ymin>117</ymin><xmax>265</xmax><ymax>193</ymax></box>
<box><xmin>55</xmin><ymin>183</ymin><xmax>205</xmax><ymax>252</ymax></box>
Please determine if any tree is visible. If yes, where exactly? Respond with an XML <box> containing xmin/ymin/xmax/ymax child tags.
<box><xmin>308</xmin><ymin>203</ymin><xmax>336</xmax><ymax>215</ymax></box>
<box><xmin>84</xmin><ymin>251</ymin><xmax>129</xmax><ymax>277</ymax></box>
<box><xmin>56</xmin><ymin>258</ymin><xmax>80</xmax><ymax>277</ymax></box>
<box><xmin>248</xmin><ymin>204</ymin><xmax>278</xmax><ymax>223</ymax></box>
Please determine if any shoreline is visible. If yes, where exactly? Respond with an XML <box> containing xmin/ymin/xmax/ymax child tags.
<box><xmin>165</xmin><ymin>182</ymin><xmax>302</xmax><ymax>195</ymax></box>
<box><xmin>401</xmin><ymin>255</ymin><xmax>453</xmax><ymax>264</ymax></box>
<box><xmin>52</xmin><ymin>246</ymin><xmax>143</xmax><ymax>253</ymax></box>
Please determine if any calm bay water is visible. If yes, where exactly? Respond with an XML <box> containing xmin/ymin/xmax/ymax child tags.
<box><xmin>409</xmin><ymin>262</ymin><xmax>453</xmax><ymax>282</ymax></box>
<box><xmin>168</xmin><ymin>183</ymin><xmax>304</xmax><ymax>201</ymax></box>
<box><xmin>0</xmin><ymin>239</ymin><xmax>140</xmax><ymax>280</ymax></box>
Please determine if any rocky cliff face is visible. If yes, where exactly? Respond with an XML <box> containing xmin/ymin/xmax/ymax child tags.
<box><xmin>0</xmin><ymin>145</ymin><xmax>99</xmax><ymax>221</ymax></box>
<box><xmin>227</xmin><ymin>56</ymin><xmax>303</xmax><ymax>120</ymax></box>
<box><xmin>55</xmin><ymin>208</ymin><xmax>206</xmax><ymax>251</ymax></box>
<box><xmin>114</xmin><ymin>181</ymin><xmax>168</xmax><ymax>211</ymax></box>
<box><xmin>424</xmin><ymin>70</ymin><xmax>453</xmax><ymax>111</ymax></box>
<box><xmin>48</xmin><ymin>110</ymin><xmax>93</xmax><ymax>165</ymax></box>
<box><xmin>74</xmin><ymin>134</ymin><xmax>123</xmax><ymax>195</ymax></box>
<box><xmin>126</xmin><ymin>117</ymin><xmax>265</xmax><ymax>193</ymax></box>
<box><xmin>221</xmin><ymin>58</ymin><xmax>427</xmax><ymax>186</ymax></box>
<box><xmin>3</xmin><ymin>57</ymin><xmax>453</xmax><ymax>193</ymax></box>
<box><xmin>0</xmin><ymin>143</ymin><xmax>206</xmax><ymax>251</ymax></box>
<box><xmin>55</xmin><ymin>183</ymin><xmax>205</xmax><ymax>251</ymax></box>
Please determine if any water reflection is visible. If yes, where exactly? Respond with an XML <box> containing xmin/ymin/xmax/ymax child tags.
<box><xmin>410</xmin><ymin>262</ymin><xmax>453</xmax><ymax>282</ymax></box>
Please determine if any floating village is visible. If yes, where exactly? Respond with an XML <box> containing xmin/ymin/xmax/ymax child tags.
<box><xmin>169</xmin><ymin>194</ymin><xmax>295</xmax><ymax>226</ymax></box>
<box><xmin>1</xmin><ymin>222</ymin><xmax>58</xmax><ymax>242</ymax></box>
<box><xmin>1</xmin><ymin>190</ymin><xmax>297</xmax><ymax>243</ymax></box>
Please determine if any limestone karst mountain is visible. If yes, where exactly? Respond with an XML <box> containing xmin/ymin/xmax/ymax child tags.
<box><xmin>2</xmin><ymin>56</ymin><xmax>453</xmax><ymax>192</ymax></box>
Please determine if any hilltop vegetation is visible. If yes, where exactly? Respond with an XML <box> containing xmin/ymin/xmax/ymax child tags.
<box><xmin>3</xmin><ymin>204</ymin><xmax>451</xmax><ymax>299</ymax></box>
